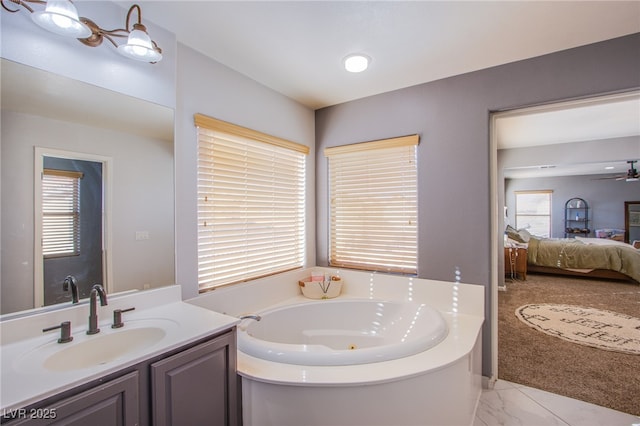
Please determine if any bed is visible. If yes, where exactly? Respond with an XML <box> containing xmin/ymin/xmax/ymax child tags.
<box><xmin>525</xmin><ymin>236</ymin><xmax>640</xmax><ymax>284</ymax></box>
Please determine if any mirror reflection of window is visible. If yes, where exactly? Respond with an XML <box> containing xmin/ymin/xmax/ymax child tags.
<box><xmin>42</xmin><ymin>169</ymin><xmax>83</xmax><ymax>258</ymax></box>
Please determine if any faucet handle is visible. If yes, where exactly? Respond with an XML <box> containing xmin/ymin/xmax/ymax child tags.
<box><xmin>112</xmin><ymin>307</ymin><xmax>135</xmax><ymax>328</ymax></box>
<box><xmin>43</xmin><ymin>321</ymin><xmax>73</xmax><ymax>344</ymax></box>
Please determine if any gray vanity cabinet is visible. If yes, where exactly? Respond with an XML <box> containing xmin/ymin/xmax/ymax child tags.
<box><xmin>151</xmin><ymin>331</ymin><xmax>238</xmax><ymax>426</ymax></box>
<box><xmin>5</xmin><ymin>372</ymin><xmax>139</xmax><ymax>425</ymax></box>
<box><xmin>2</xmin><ymin>328</ymin><xmax>239</xmax><ymax>426</ymax></box>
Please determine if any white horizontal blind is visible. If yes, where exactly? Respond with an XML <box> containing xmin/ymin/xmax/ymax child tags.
<box><xmin>326</xmin><ymin>136</ymin><xmax>418</xmax><ymax>274</ymax></box>
<box><xmin>42</xmin><ymin>169</ymin><xmax>82</xmax><ymax>258</ymax></box>
<box><xmin>196</xmin><ymin>117</ymin><xmax>306</xmax><ymax>290</ymax></box>
<box><xmin>515</xmin><ymin>190</ymin><xmax>552</xmax><ymax>238</ymax></box>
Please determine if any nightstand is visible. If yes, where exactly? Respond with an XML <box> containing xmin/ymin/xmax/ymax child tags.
<box><xmin>504</xmin><ymin>247</ymin><xmax>527</xmax><ymax>280</ymax></box>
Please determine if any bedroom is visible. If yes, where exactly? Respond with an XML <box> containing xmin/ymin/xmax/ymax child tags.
<box><xmin>498</xmin><ymin>93</ymin><xmax>640</xmax><ymax>284</ymax></box>
<box><xmin>496</xmin><ymin>93</ymin><xmax>640</xmax><ymax>415</ymax></box>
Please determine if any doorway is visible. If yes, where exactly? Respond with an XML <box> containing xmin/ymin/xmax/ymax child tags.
<box><xmin>34</xmin><ymin>148</ymin><xmax>112</xmax><ymax>307</ymax></box>
<box><xmin>490</xmin><ymin>91</ymin><xmax>640</xmax><ymax>382</ymax></box>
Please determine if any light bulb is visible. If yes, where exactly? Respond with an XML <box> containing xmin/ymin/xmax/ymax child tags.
<box><xmin>117</xmin><ymin>27</ymin><xmax>162</xmax><ymax>62</ymax></box>
<box><xmin>344</xmin><ymin>54</ymin><xmax>370</xmax><ymax>73</ymax></box>
<box><xmin>31</xmin><ymin>0</ymin><xmax>91</xmax><ymax>38</ymax></box>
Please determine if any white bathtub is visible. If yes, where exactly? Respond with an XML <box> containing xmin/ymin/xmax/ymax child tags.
<box><xmin>238</xmin><ymin>299</ymin><xmax>448</xmax><ymax>366</ymax></box>
<box><xmin>189</xmin><ymin>268</ymin><xmax>484</xmax><ymax>426</ymax></box>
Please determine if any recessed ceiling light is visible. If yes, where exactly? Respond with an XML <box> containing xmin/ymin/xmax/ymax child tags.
<box><xmin>344</xmin><ymin>54</ymin><xmax>370</xmax><ymax>73</ymax></box>
<box><xmin>605</xmin><ymin>166</ymin><xmax>615</xmax><ymax>170</ymax></box>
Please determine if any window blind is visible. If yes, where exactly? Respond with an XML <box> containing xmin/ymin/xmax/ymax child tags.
<box><xmin>42</xmin><ymin>169</ymin><xmax>82</xmax><ymax>258</ymax></box>
<box><xmin>515</xmin><ymin>190</ymin><xmax>552</xmax><ymax>238</ymax></box>
<box><xmin>325</xmin><ymin>135</ymin><xmax>418</xmax><ymax>274</ymax></box>
<box><xmin>196</xmin><ymin>114</ymin><xmax>307</xmax><ymax>290</ymax></box>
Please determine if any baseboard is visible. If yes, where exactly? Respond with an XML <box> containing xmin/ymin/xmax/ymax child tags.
<box><xmin>482</xmin><ymin>375</ymin><xmax>497</xmax><ymax>390</ymax></box>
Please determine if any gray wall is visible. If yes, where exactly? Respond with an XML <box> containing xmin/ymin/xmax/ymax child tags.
<box><xmin>500</xmin><ymin>136</ymin><xmax>640</xmax><ymax>238</ymax></box>
<box><xmin>505</xmin><ymin>175</ymin><xmax>639</xmax><ymax>238</ymax></box>
<box><xmin>499</xmin><ymin>136</ymin><xmax>640</xmax><ymax>172</ymax></box>
<box><xmin>315</xmin><ymin>33</ymin><xmax>640</xmax><ymax>377</ymax></box>
<box><xmin>174</xmin><ymin>45</ymin><xmax>316</xmax><ymax>301</ymax></box>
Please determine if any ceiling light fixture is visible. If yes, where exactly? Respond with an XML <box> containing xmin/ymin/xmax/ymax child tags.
<box><xmin>344</xmin><ymin>54</ymin><xmax>370</xmax><ymax>73</ymax></box>
<box><xmin>1</xmin><ymin>1</ymin><xmax>162</xmax><ymax>63</ymax></box>
<box><xmin>31</xmin><ymin>0</ymin><xmax>90</xmax><ymax>38</ymax></box>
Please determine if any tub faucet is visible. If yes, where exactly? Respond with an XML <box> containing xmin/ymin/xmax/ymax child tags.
<box><xmin>63</xmin><ymin>275</ymin><xmax>79</xmax><ymax>304</ymax></box>
<box><xmin>87</xmin><ymin>284</ymin><xmax>108</xmax><ymax>335</ymax></box>
<box><xmin>239</xmin><ymin>314</ymin><xmax>261</xmax><ymax>322</ymax></box>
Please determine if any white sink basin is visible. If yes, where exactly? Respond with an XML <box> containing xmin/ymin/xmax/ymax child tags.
<box><xmin>15</xmin><ymin>320</ymin><xmax>177</xmax><ymax>373</ymax></box>
<box><xmin>43</xmin><ymin>327</ymin><xmax>166</xmax><ymax>372</ymax></box>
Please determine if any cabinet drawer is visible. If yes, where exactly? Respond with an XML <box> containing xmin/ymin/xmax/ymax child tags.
<box><xmin>5</xmin><ymin>372</ymin><xmax>139</xmax><ymax>426</ymax></box>
<box><xmin>151</xmin><ymin>332</ymin><xmax>237</xmax><ymax>426</ymax></box>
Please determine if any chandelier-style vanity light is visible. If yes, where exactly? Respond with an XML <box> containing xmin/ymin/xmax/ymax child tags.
<box><xmin>1</xmin><ymin>0</ymin><xmax>162</xmax><ymax>63</ymax></box>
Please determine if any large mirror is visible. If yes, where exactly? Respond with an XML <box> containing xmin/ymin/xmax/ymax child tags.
<box><xmin>1</xmin><ymin>59</ymin><xmax>175</xmax><ymax>316</ymax></box>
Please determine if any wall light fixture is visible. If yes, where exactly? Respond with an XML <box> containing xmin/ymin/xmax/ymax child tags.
<box><xmin>1</xmin><ymin>0</ymin><xmax>162</xmax><ymax>63</ymax></box>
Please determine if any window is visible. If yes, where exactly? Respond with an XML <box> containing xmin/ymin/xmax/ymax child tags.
<box><xmin>195</xmin><ymin>114</ymin><xmax>308</xmax><ymax>290</ymax></box>
<box><xmin>325</xmin><ymin>135</ymin><xmax>419</xmax><ymax>274</ymax></box>
<box><xmin>42</xmin><ymin>169</ymin><xmax>82</xmax><ymax>257</ymax></box>
<box><xmin>515</xmin><ymin>190</ymin><xmax>552</xmax><ymax>237</ymax></box>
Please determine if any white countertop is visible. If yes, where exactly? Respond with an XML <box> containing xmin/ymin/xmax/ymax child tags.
<box><xmin>0</xmin><ymin>286</ymin><xmax>239</xmax><ymax>411</ymax></box>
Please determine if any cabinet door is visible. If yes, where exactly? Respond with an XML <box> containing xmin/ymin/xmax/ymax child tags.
<box><xmin>151</xmin><ymin>332</ymin><xmax>237</xmax><ymax>426</ymax></box>
<box><xmin>6</xmin><ymin>372</ymin><xmax>139</xmax><ymax>426</ymax></box>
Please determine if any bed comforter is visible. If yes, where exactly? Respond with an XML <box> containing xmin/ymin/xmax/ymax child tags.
<box><xmin>527</xmin><ymin>237</ymin><xmax>640</xmax><ymax>283</ymax></box>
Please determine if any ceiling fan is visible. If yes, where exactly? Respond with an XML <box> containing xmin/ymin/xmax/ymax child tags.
<box><xmin>595</xmin><ymin>160</ymin><xmax>639</xmax><ymax>182</ymax></box>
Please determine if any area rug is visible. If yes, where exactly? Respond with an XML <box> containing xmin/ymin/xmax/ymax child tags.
<box><xmin>515</xmin><ymin>303</ymin><xmax>640</xmax><ymax>355</ymax></box>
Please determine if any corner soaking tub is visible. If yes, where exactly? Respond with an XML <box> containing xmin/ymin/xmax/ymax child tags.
<box><xmin>190</xmin><ymin>268</ymin><xmax>485</xmax><ymax>426</ymax></box>
<box><xmin>238</xmin><ymin>299</ymin><xmax>448</xmax><ymax>366</ymax></box>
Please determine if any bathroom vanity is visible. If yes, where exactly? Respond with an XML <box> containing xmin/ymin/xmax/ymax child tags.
<box><xmin>1</xmin><ymin>286</ymin><xmax>240</xmax><ymax>426</ymax></box>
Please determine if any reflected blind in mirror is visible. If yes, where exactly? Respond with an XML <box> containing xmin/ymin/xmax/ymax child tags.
<box><xmin>325</xmin><ymin>135</ymin><xmax>418</xmax><ymax>274</ymax></box>
<box><xmin>195</xmin><ymin>114</ymin><xmax>308</xmax><ymax>290</ymax></box>
<box><xmin>42</xmin><ymin>169</ymin><xmax>83</xmax><ymax>258</ymax></box>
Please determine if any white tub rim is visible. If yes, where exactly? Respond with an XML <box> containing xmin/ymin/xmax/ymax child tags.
<box><xmin>237</xmin><ymin>296</ymin><xmax>484</xmax><ymax>387</ymax></box>
<box><xmin>237</xmin><ymin>298</ymin><xmax>449</xmax><ymax>366</ymax></box>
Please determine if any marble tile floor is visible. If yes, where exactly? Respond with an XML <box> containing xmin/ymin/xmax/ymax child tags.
<box><xmin>474</xmin><ymin>380</ymin><xmax>640</xmax><ymax>426</ymax></box>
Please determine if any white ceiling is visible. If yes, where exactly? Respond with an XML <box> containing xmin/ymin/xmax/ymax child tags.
<box><xmin>497</xmin><ymin>92</ymin><xmax>640</xmax><ymax>178</ymax></box>
<box><xmin>136</xmin><ymin>1</ymin><xmax>640</xmax><ymax>110</ymax></box>
<box><xmin>496</xmin><ymin>94</ymin><xmax>640</xmax><ymax>150</ymax></box>
<box><xmin>135</xmin><ymin>1</ymin><xmax>640</xmax><ymax>178</ymax></box>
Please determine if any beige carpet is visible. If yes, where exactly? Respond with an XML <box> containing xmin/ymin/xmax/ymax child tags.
<box><xmin>498</xmin><ymin>273</ymin><xmax>640</xmax><ymax>416</ymax></box>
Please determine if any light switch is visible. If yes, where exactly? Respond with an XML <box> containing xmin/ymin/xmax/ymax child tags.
<box><xmin>135</xmin><ymin>231</ymin><xmax>150</xmax><ymax>240</ymax></box>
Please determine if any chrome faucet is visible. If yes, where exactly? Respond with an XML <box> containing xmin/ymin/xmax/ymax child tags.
<box><xmin>87</xmin><ymin>284</ymin><xmax>108</xmax><ymax>335</ymax></box>
<box><xmin>239</xmin><ymin>314</ymin><xmax>261</xmax><ymax>322</ymax></box>
<box><xmin>63</xmin><ymin>275</ymin><xmax>79</xmax><ymax>304</ymax></box>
